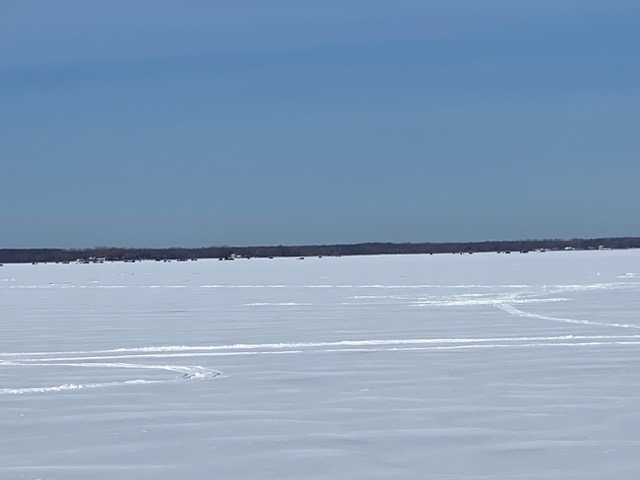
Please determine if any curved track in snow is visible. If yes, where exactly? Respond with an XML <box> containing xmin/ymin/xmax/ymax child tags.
<box><xmin>0</xmin><ymin>355</ymin><xmax>221</xmax><ymax>395</ymax></box>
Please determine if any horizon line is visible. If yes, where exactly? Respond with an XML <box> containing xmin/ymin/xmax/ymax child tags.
<box><xmin>2</xmin><ymin>235</ymin><xmax>640</xmax><ymax>251</ymax></box>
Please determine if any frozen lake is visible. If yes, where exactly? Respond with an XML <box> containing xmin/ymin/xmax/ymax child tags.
<box><xmin>2</xmin><ymin>250</ymin><xmax>640</xmax><ymax>479</ymax></box>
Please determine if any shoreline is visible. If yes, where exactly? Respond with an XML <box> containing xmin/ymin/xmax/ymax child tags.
<box><xmin>1</xmin><ymin>237</ymin><xmax>639</xmax><ymax>265</ymax></box>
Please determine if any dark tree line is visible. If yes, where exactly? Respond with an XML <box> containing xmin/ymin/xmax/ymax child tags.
<box><xmin>1</xmin><ymin>237</ymin><xmax>639</xmax><ymax>264</ymax></box>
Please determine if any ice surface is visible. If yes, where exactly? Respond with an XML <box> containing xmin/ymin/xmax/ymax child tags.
<box><xmin>1</xmin><ymin>250</ymin><xmax>640</xmax><ymax>479</ymax></box>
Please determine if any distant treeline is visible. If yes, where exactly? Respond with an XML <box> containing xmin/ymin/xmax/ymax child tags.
<box><xmin>1</xmin><ymin>237</ymin><xmax>639</xmax><ymax>264</ymax></box>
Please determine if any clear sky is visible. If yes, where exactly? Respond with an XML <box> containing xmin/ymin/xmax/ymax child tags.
<box><xmin>1</xmin><ymin>1</ymin><xmax>639</xmax><ymax>248</ymax></box>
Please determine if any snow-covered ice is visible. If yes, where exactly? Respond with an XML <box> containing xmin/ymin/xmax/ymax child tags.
<box><xmin>1</xmin><ymin>250</ymin><xmax>640</xmax><ymax>479</ymax></box>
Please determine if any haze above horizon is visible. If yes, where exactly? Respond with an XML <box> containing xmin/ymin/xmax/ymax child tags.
<box><xmin>2</xmin><ymin>1</ymin><xmax>639</xmax><ymax>249</ymax></box>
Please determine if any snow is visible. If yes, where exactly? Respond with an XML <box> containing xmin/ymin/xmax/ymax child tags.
<box><xmin>1</xmin><ymin>250</ymin><xmax>640</xmax><ymax>479</ymax></box>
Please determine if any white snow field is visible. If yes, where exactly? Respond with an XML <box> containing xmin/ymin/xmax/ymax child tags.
<box><xmin>1</xmin><ymin>250</ymin><xmax>640</xmax><ymax>479</ymax></box>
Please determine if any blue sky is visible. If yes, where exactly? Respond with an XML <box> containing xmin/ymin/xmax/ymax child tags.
<box><xmin>1</xmin><ymin>1</ymin><xmax>639</xmax><ymax>248</ymax></box>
